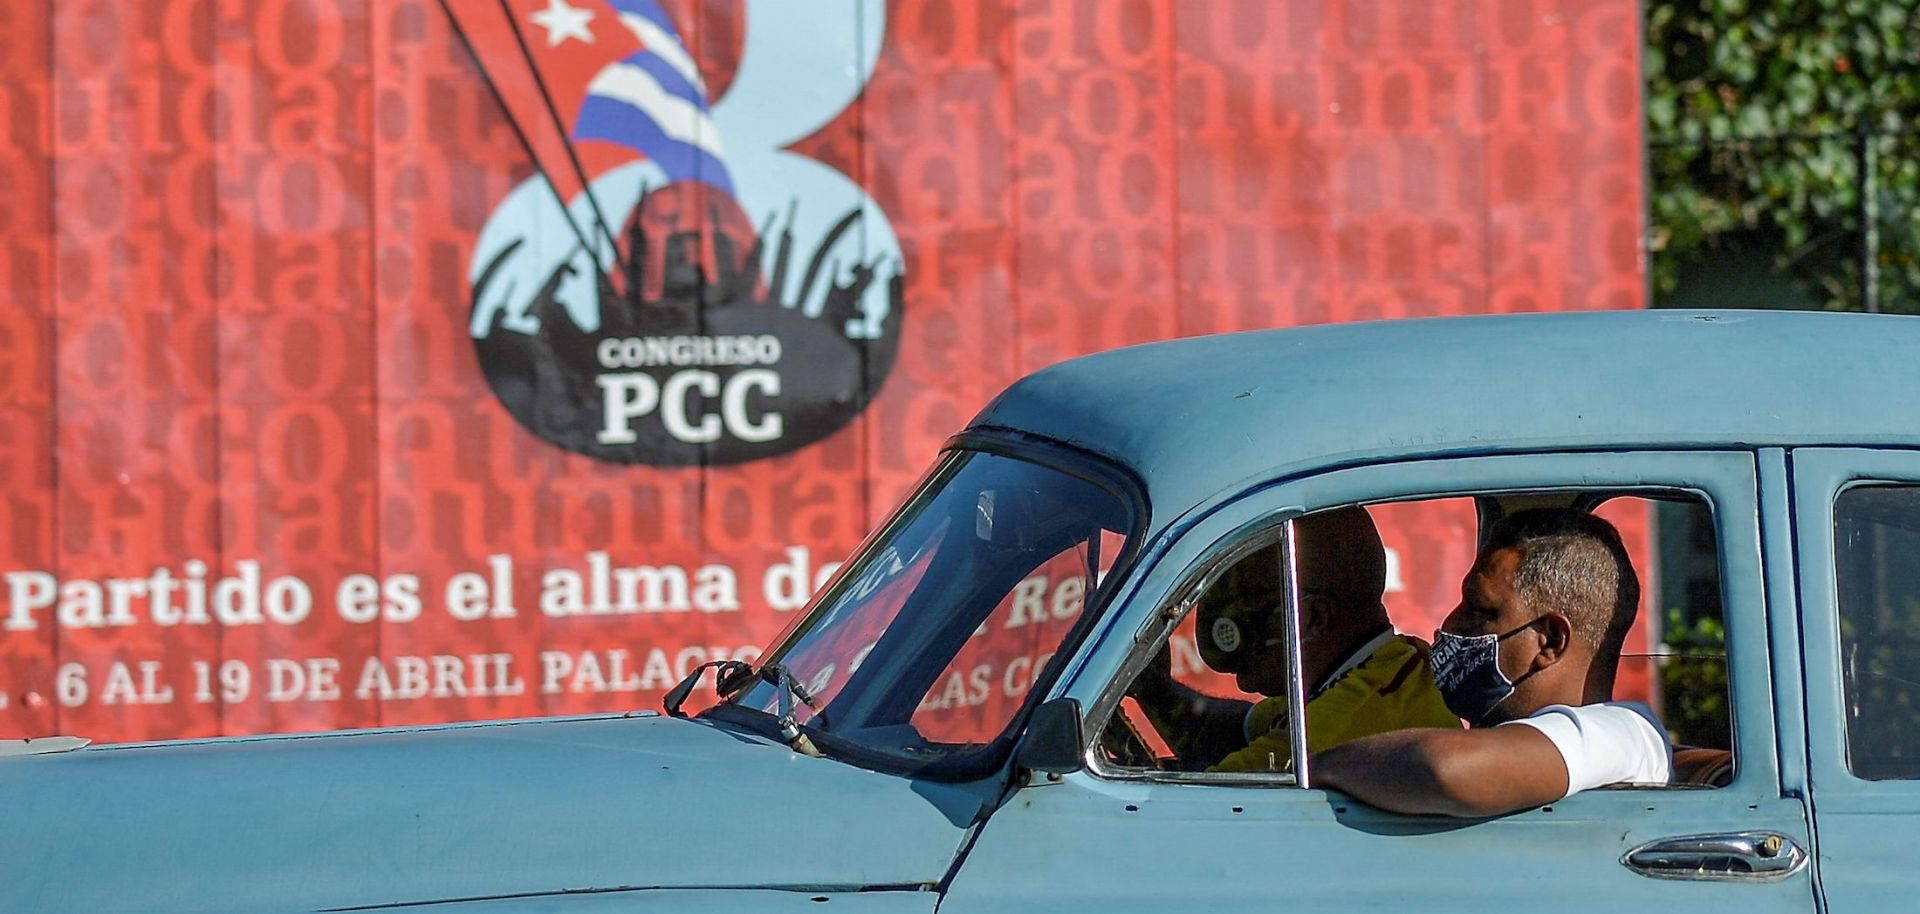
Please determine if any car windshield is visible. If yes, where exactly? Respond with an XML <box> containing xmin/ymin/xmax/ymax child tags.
<box><xmin>724</xmin><ymin>448</ymin><xmax>1137</xmax><ymax>774</ymax></box>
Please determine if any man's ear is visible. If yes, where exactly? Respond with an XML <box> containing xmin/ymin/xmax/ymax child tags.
<box><xmin>1530</xmin><ymin>613</ymin><xmax>1574</xmax><ymax>669</ymax></box>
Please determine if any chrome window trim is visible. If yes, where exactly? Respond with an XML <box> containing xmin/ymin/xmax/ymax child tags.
<box><xmin>1084</xmin><ymin>509</ymin><xmax>1302</xmax><ymax>786</ymax></box>
<box><xmin>1280</xmin><ymin>518</ymin><xmax>1311</xmax><ymax>788</ymax></box>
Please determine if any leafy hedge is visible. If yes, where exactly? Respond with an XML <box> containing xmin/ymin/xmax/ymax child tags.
<box><xmin>1659</xmin><ymin>606</ymin><xmax>1732</xmax><ymax>749</ymax></box>
<box><xmin>1646</xmin><ymin>0</ymin><xmax>1920</xmax><ymax>311</ymax></box>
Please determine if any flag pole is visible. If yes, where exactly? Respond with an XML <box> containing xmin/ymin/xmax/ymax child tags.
<box><xmin>437</xmin><ymin>0</ymin><xmax>614</xmax><ymax>294</ymax></box>
<box><xmin>493</xmin><ymin>0</ymin><xmax>636</xmax><ymax>291</ymax></box>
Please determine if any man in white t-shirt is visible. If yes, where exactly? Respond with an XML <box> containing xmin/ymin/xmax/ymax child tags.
<box><xmin>1313</xmin><ymin>508</ymin><xmax>1671</xmax><ymax>817</ymax></box>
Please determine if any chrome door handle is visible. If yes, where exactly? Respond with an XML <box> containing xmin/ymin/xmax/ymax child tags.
<box><xmin>1622</xmin><ymin>831</ymin><xmax>1808</xmax><ymax>882</ymax></box>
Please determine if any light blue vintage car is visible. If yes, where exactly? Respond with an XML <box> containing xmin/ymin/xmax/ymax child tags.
<box><xmin>7</xmin><ymin>310</ymin><xmax>1918</xmax><ymax>912</ymax></box>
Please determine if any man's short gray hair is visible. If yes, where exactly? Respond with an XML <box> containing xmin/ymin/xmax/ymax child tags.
<box><xmin>1482</xmin><ymin>508</ymin><xmax>1640</xmax><ymax>659</ymax></box>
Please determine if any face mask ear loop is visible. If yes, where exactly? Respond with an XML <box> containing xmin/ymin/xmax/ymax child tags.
<box><xmin>1477</xmin><ymin>620</ymin><xmax>1551</xmax><ymax>725</ymax></box>
<box><xmin>1280</xmin><ymin>518</ymin><xmax>1311</xmax><ymax>788</ymax></box>
<box><xmin>1477</xmin><ymin>665</ymin><xmax>1545</xmax><ymax>726</ymax></box>
<box><xmin>1495</xmin><ymin>614</ymin><xmax>1550</xmax><ymax>643</ymax></box>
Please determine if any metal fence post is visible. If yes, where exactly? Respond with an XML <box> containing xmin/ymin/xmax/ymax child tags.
<box><xmin>1860</xmin><ymin>127</ymin><xmax>1881</xmax><ymax>314</ymax></box>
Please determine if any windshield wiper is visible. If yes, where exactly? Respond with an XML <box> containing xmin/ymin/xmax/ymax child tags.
<box><xmin>662</xmin><ymin>659</ymin><xmax>826</xmax><ymax>758</ymax></box>
<box><xmin>759</xmin><ymin>663</ymin><xmax>827</xmax><ymax>757</ymax></box>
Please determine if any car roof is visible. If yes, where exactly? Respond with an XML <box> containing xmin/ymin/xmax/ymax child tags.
<box><xmin>967</xmin><ymin>309</ymin><xmax>1920</xmax><ymax>516</ymax></box>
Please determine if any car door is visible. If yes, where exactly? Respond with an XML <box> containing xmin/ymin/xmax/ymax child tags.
<box><xmin>1788</xmin><ymin>447</ymin><xmax>1920</xmax><ymax>914</ymax></box>
<box><xmin>940</xmin><ymin>451</ymin><xmax>1815</xmax><ymax>913</ymax></box>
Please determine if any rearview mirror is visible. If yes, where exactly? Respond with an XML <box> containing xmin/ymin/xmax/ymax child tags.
<box><xmin>1015</xmin><ymin>697</ymin><xmax>1085</xmax><ymax>775</ymax></box>
<box><xmin>977</xmin><ymin>487</ymin><xmax>1102</xmax><ymax>555</ymax></box>
<box><xmin>977</xmin><ymin>488</ymin><xmax>1047</xmax><ymax>548</ymax></box>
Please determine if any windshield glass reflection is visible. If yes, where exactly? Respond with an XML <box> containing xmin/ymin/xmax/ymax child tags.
<box><xmin>728</xmin><ymin>450</ymin><xmax>1135</xmax><ymax>771</ymax></box>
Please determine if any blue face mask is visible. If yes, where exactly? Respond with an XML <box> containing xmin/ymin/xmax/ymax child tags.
<box><xmin>1430</xmin><ymin>620</ymin><xmax>1539</xmax><ymax>726</ymax></box>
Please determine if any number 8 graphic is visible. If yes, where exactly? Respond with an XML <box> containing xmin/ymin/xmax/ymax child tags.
<box><xmin>718</xmin><ymin>0</ymin><xmax>896</xmax><ymax>340</ymax></box>
<box><xmin>465</xmin><ymin>0</ymin><xmax>906</xmax><ymax>466</ymax></box>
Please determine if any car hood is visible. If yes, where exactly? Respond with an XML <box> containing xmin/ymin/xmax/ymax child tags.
<box><xmin>0</xmin><ymin>713</ymin><xmax>986</xmax><ymax>913</ymax></box>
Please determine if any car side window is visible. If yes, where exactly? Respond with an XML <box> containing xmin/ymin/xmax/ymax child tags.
<box><xmin>1095</xmin><ymin>493</ymin><xmax>1735</xmax><ymax>790</ymax></box>
<box><xmin>1096</xmin><ymin>523</ymin><xmax>1302</xmax><ymax>777</ymax></box>
<box><xmin>1833</xmin><ymin>484</ymin><xmax>1920</xmax><ymax>779</ymax></box>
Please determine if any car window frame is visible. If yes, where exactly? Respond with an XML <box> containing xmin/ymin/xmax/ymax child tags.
<box><xmin>1793</xmin><ymin>449</ymin><xmax>1920</xmax><ymax>792</ymax></box>
<box><xmin>1073</xmin><ymin>449</ymin><xmax>1782</xmax><ymax>802</ymax></box>
<box><xmin>1085</xmin><ymin>514</ymin><xmax>1308</xmax><ymax>786</ymax></box>
<box><xmin>1827</xmin><ymin>480</ymin><xmax>1920</xmax><ymax>779</ymax></box>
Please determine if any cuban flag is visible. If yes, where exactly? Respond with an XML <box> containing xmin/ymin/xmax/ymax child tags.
<box><xmin>441</xmin><ymin>0</ymin><xmax>733</xmax><ymax>203</ymax></box>
<box><xmin>574</xmin><ymin>1</ymin><xmax>734</xmax><ymax>195</ymax></box>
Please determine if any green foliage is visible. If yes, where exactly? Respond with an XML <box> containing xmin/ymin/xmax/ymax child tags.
<box><xmin>1659</xmin><ymin>605</ymin><xmax>1731</xmax><ymax>749</ymax></box>
<box><xmin>1646</xmin><ymin>0</ymin><xmax>1920</xmax><ymax>311</ymax></box>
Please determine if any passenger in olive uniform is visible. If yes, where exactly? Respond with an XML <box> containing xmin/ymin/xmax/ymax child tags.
<box><xmin>1135</xmin><ymin>506</ymin><xmax>1459</xmax><ymax>772</ymax></box>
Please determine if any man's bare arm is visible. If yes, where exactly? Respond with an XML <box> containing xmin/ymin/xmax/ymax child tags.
<box><xmin>1310</xmin><ymin>726</ymin><xmax>1570</xmax><ymax>818</ymax></box>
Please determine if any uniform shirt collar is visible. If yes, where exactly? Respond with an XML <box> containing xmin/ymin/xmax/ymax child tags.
<box><xmin>1315</xmin><ymin>624</ymin><xmax>1397</xmax><ymax>695</ymax></box>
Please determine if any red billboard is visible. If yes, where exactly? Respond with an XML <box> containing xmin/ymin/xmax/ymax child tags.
<box><xmin>0</xmin><ymin>0</ymin><xmax>1646</xmax><ymax>742</ymax></box>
